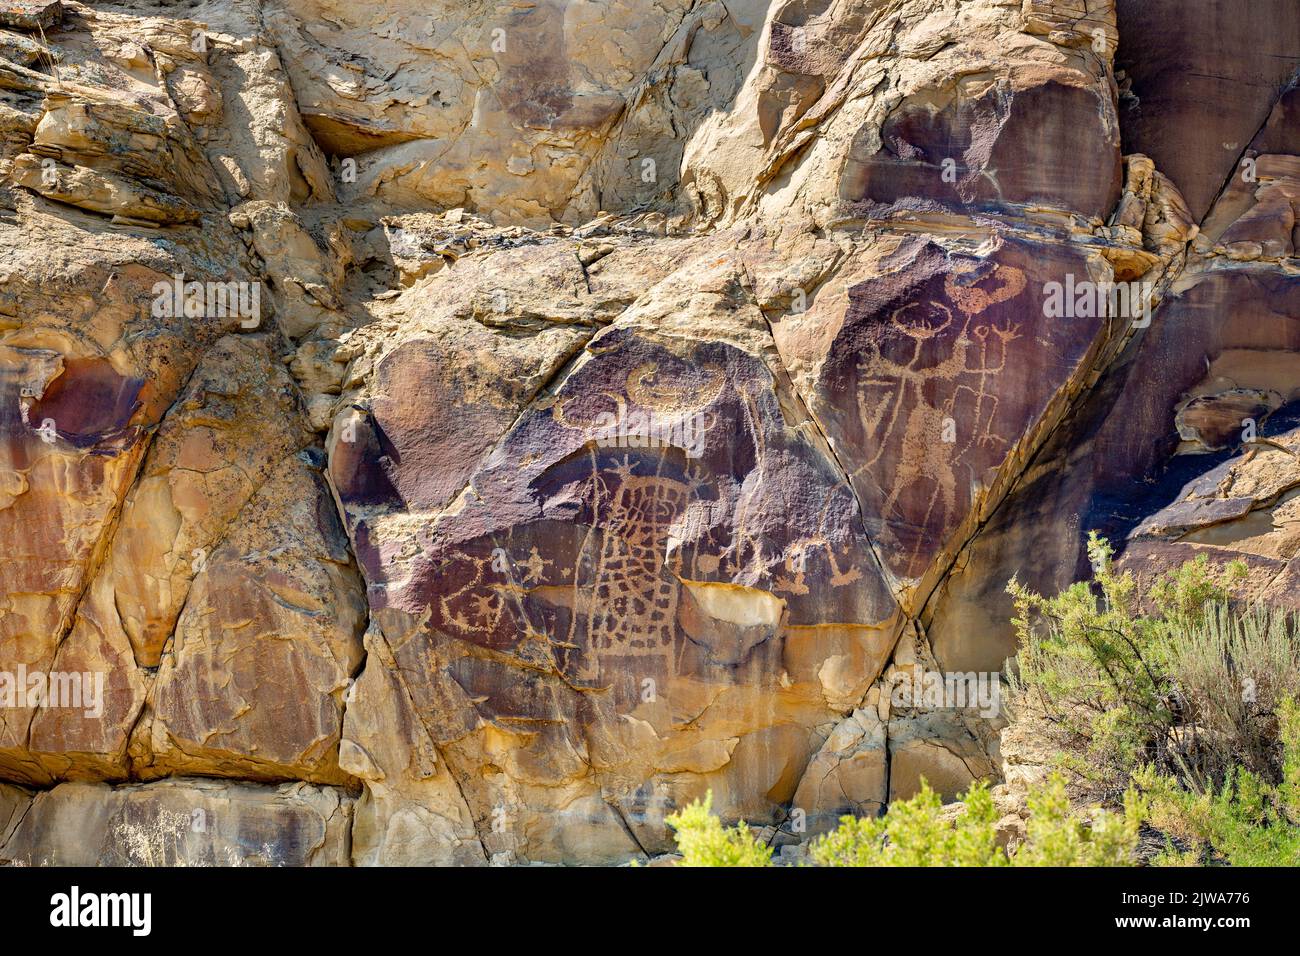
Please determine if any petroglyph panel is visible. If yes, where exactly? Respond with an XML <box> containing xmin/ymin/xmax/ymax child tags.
<box><xmin>332</xmin><ymin>319</ymin><xmax>901</xmax><ymax>858</ymax></box>
<box><xmin>348</xmin><ymin>327</ymin><xmax>897</xmax><ymax>690</ymax></box>
<box><xmin>809</xmin><ymin>235</ymin><xmax>1118</xmax><ymax>594</ymax></box>
<box><xmin>842</xmin><ymin>75</ymin><xmax>1122</xmax><ymax>220</ymax></box>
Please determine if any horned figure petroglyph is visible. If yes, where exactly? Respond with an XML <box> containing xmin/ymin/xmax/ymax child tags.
<box><xmin>854</xmin><ymin>261</ymin><xmax>1027</xmax><ymax>575</ymax></box>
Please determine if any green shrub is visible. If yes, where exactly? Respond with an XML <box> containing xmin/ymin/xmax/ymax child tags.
<box><xmin>1012</xmin><ymin>774</ymin><xmax>1142</xmax><ymax>867</ymax></box>
<box><xmin>809</xmin><ymin>780</ymin><xmax>1005</xmax><ymax>867</ymax></box>
<box><xmin>666</xmin><ymin>791</ymin><xmax>773</xmax><ymax>867</ymax></box>
<box><xmin>666</xmin><ymin>775</ymin><xmax>1138</xmax><ymax>867</ymax></box>
<box><xmin>1006</xmin><ymin>535</ymin><xmax>1299</xmax><ymax>865</ymax></box>
<box><xmin>1137</xmin><ymin>697</ymin><xmax>1300</xmax><ymax>866</ymax></box>
<box><xmin>1006</xmin><ymin>532</ymin><xmax>1247</xmax><ymax>792</ymax></box>
<box><xmin>809</xmin><ymin>774</ymin><xmax>1136</xmax><ymax>867</ymax></box>
<box><xmin>1164</xmin><ymin>603</ymin><xmax>1300</xmax><ymax>785</ymax></box>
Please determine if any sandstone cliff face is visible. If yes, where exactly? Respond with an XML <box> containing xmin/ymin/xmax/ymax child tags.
<box><xmin>0</xmin><ymin>0</ymin><xmax>1296</xmax><ymax>865</ymax></box>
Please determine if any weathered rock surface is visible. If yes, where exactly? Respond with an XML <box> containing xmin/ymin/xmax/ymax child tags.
<box><xmin>791</xmin><ymin>705</ymin><xmax>887</xmax><ymax>834</ymax></box>
<box><xmin>138</xmin><ymin>453</ymin><xmax>366</xmax><ymax>785</ymax></box>
<box><xmin>923</xmin><ymin>54</ymin><xmax>1300</xmax><ymax>673</ymax></box>
<box><xmin>0</xmin><ymin>777</ymin><xmax>351</xmax><ymax>865</ymax></box>
<box><xmin>773</xmin><ymin>231</ymin><xmax>1127</xmax><ymax>607</ymax></box>
<box><xmin>0</xmin><ymin>2</ymin><xmax>62</xmax><ymax>34</ymax></box>
<box><xmin>0</xmin><ymin>0</ymin><xmax>1296</xmax><ymax>866</ymax></box>
<box><xmin>0</xmin><ymin>780</ymin><xmax>29</xmax><ymax>846</ymax></box>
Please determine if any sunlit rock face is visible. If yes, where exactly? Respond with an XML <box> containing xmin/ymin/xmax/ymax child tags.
<box><xmin>840</xmin><ymin>73</ymin><xmax>1122</xmax><ymax>221</ymax></box>
<box><xmin>792</xmin><ymin>234</ymin><xmax>1118</xmax><ymax>601</ymax></box>
<box><xmin>0</xmin><ymin>0</ymin><xmax>1296</xmax><ymax>864</ymax></box>
<box><xmin>923</xmin><ymin>57</ymin><xmax>1300</xmax><ymax>677</ymax></box>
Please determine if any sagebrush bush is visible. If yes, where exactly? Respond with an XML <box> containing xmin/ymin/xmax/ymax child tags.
<box><xmin>1136</xmin><ymin>697</ymin><xmax>1300</xmax><ymax>867</ymax></box>
<box><xmin>1165</xmin><ymin>603</ymin><xmax>1300</xmax><ymax>785</ymax></box>
<box><xmin>1006</xmin><ymin>533</ymin><xmax>1300</xmax><ymax>865</ymax></box>
<box><xmin>667</xmin><ymin>775</ymin><xmax>1138</xmax><ymax>867</ymax></box>
<box><xmin>1006</xmin><ymin>532</ymin><xmax>1249</xmax><ymax>793</ymax></box>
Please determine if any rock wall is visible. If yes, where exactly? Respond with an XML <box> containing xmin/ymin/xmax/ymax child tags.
<box><xmin>0</xmin><ymin>0</ymin><xmax>1296</xmax><ymax>865</ymax></box>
